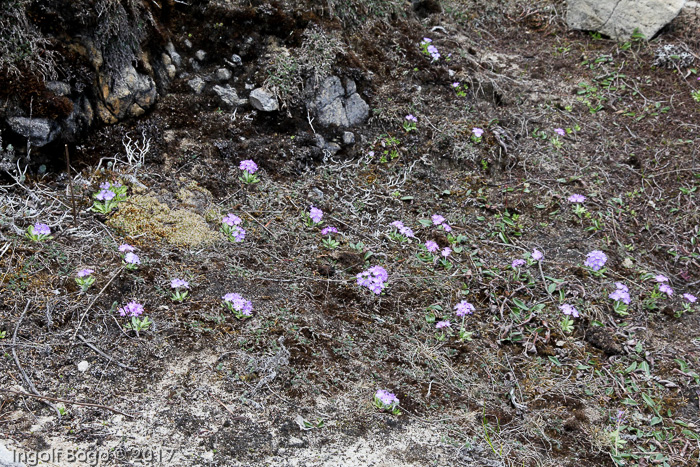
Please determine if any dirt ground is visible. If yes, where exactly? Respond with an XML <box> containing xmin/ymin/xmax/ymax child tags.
<box><xmin>2</xmin><ymin>1</ymin><xmax>700</xmax><ymax>466</ymax></box>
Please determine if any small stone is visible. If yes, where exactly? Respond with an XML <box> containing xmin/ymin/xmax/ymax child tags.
<box><xmin>77</xmin><ymin>361</ymin><xmax>89</xmax><ymax>373</ymax></box>
<box><xmin>215</xmin><ymin>68</ymin><xmax>232</xmax><ymax>81</ymax></box>
<box><xmin>345</xmin><ymin>93</ymin><xmax>370</xmax><ymax>126</ymax></box>
<box><xmin>245</xmin><ymin>83</ymin><xmax>255</xmax><ymax>90</ymax></box>
<box><xmin>249</xmin><ymin>88</ymin><xmax>278</xmax><ymax>112</ymax></box>
<box><xmin>195</xmin><ymin>50</ymin><xmax>207</xmax><ymax>61</ymax></box>
<box><xmin>288</xmin><ymin>437</ymin><xmax>304</xmax><ymax>447</ymax></box>
<box><xmin>45</xmin><ymin>81</ymin><xmax>71</xmax><ymax>96</ymax></box>
<box><xmin>343</xmin><ymin>131</ymin><xmax>355</xmax><ymax>145</ymax></box>
<box><xmin>345</xmin><ymin>79</ymin><xmax>356</xmax><ymax>96</ymax></box>
<box><xmin>622</xmin><ymin>257</ymin><xmax>634</xmax><ymax>269</ymax></box>
<box><xmin>184</xmin><ymin>38</ymin><xmax>193</xmax><ymax>49</ymax></box>
<box><xmin>187</xmin><ymin>77</ymin><xmax>206</xmax><ymax>94</ymax></box>
<box><xmin>165</xmin><ymin>42</ymin><xmax>182</xmax><ymax>66</ymax></box>
<box><xmin>231</xmin><ymin>54</ymin><xmax>242</xmax><ymax>66</ymax></box>
<box><xmin>166</xmin><ymin>64</ymin><xmax>176</xmax><ymax>80</ymax></box>
<box><xmin>213</xmin><ymin>85</ymin><xmax>247</xmax><ymax>107</ymax></box>
<box><xmin>7</xmin><ymin>117</ymin><xmax>60</xmax><ymax>147</ymax></box>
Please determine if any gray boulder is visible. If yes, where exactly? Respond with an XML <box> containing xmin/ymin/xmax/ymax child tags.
<box><xmin>165</xmin><ymin>42</ymin><xmax>182</xmax><ymax>67</ymax></box>
<box><xmin>95</xmin><ymin>64</ymin><xmax>156</xmax><ymax>123</ymax></box>
<box><xmin>213</xmin><ymin>85</ymin><xmax>248</xmax><ymax>107</ymax></box>
<box><xmin>345</xmin><ymin>93</ymin><xmax>370</xmax><ymax>127</ymax></box>
<box><xmin>215</xmin><ymin>68</ymin><xmax>232</xmax><ymax>81</ymax></box>
<box><xmin>566</xmin><ymin>0</ymin><xmax>686</xmax><ymax>41</ymax></box>
<box><xmin>188</xmin><ymin>77</ymin><xmax>206</xmax><ymax>94</ymax></box>
<box><xmin>7</xmin><ymin>117</ymin><xmax>60</xmax><ymax>147</ymax></box>
<box><xmin>317</xmin><ymin>99</ymin><xmax>348</xmax><ymax>127</ymax></box>
<box><xmin>307</xmin><ymin>76</ymin><xmax>369</xmax><ymax>128</ymax></box>
<box><xmin>249</xmin><ymin>88</ymin><xmax>279</xmax><ymax>112</ymax></box>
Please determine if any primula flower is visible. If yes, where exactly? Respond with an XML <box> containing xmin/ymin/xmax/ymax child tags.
<box><xmin>455</xmin><ymin>301</ymin><xmax>475</xmax><ymax>317</ymax></box>
<box><xmin>425</xmin><ymin>240</ymin><xmax>439</xmax><ymax>253</ymax></box>
<box><xmin>568</xmin><ymin>194</ymin><xmax>586</xmax><ymax>203</ymax></box>
<box><xmin>512</xmin><ymin>259</ymin><xmax>526</xmax><ymax>268</ymax></box>
<box><xmin>391</xmin><ymin>221</ymin><xmax>415</xmax><ymax>238</ymax></box>
<box><xmin>654</xmin><ymin>274</ymin><xmax>669</xmax><ymax>283</ymax></box>
<box><xmin>659</xmin><ymin>283</ymin><xmax>673</xmax><ymax>296</ymax></box>
<box><xmin>321</xmin><ymin>226</ymin><xmax>338</xmax><ymax>235</ymax></box>
<box><xmin>96</xmin><ymin>190</ymin><xmax>116</xmax><ymax>201</ymax></box>
<box><xmin>239</xmin><ymin>160</ymin><xmax>258</xmax><ymax>174</ymax></box>
<box><xmin>405</xmin><ymin>114</ymin><xmax>418</xmax><ymax>123</ymax></box>
<box><xmin>452</xmin><ymin>82</ymin><xmax>460</xmax><ymax>88</ymax></box>
<box><xmin>309</xmin><ymin>206</ymin><xmax>323</xmax><ymax>224</ymax></box>
<box><xmin>222</xmin><ymin>213</ymin><xmax>242</xmax><ymax>226</ymax></box>
<box><xmin>77</xmin><ymin>268</ymin><xmax>94</xmax><ymax>278</ymax></box>
<box><xmin>357</xmin><ymin>266</ymin><xmax>388</xmax><ymax>295</ymax></box>
<box><xmin>684</xmin><ymin>293</ymin><xmax>697</xmax><ymax>303</ymax></box>
<box><xmin>119</xmin><ymin>244</ymin><xmax>134</xmax><ymax>253</ymax></box>
<box><xmin>441</xmin><ymin>223</ymin><xmax>452</xmax><ymax>232</ymax></box>
<box><xmin>554</xmin><ymin>128</ymin><xmax>565</xmax><ymax>137</ymax></box>
<box><xmin>171</xmin><ymin>279</ymin><xmax>189</xmax><ymax>289</ymax></box>
<box><xmin>431</xmin><ymin>214</ymin><xmax>445</xmax><ymax>225</ymax></box>
<box><xmin>118</xmin><ymin>301</ymin><xmax>144</xmax><ymax>317</ymax></box>
<box><xmin>609</xmin><ymin>283</ymin><xmax>631</xmax><ymax>305</ymax></box>
<box><xmin>124</xmin><ymin>252</ymin><xmax>140</xmax><ymax>265</ymax></box>
<box><xmin>559</xmin><ymin>304</ymin><xmax>579</xmax><ymax>318</ymax></box>
<box><xmin>584</xmin><ymin>250</ymin><xmax>607</xmax><ymax>271</ymax></box>
<box><xmin>441</xmin><ymin>247</ymin><xmax>451</xmax><ymax>258</ymax></box>
<box><xmin>422</xmin><ymin>38</ymin><xmax>432</xmax><ymax>44</ymax></box>
<box><xmin>532</xmin><ymin>249</ymin><xmax>543</xmax><ymax>261</ymax></box>
<box><xmin>222</xmin><ymin>293</ymin><xmax>253</xmax><ymax>316</ymax></box>
<box><xmin>472</xmin><ymin>128</ymin><xmax>484</xmax><ymax>138</ymax></box>
<box><xmin>33</xmin><ymin>223</ymin><xmax>51</xmax><ymax>236</ymax></box>
<box><xmin>99</xmin><ymin>182</ymin><xmax>111</xmax><ymax>190</ymax></box>
<box><xmin>375</xmin><ymin>389</ymin><xmax>399</xmax><ymax>408</ymax></box>
<box><xmin>436</xmin><ymin>320</ymin><xmax>451</xmax><ymax>329</ymax></box>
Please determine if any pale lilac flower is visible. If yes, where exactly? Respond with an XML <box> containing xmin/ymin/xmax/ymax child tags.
<box><xmin>659</xmin><ymin>283</ymin><xmax>673</xmax><ymax>296</ymax></box>
<box><xmin>425</xmin><ymin>240</ymin><xmax>439</xmax><ymax>253</ymax></box>
<box><xmin>391</xmin><ymin>220</ymin><xmax>414</xmax><ymax>237</ymax></box>
<box><xmin>568</xmin><ymin>194</ymin><xmax>586</xmax><ymax>203</ymax></box>
<box><xmin>584</xmin><ymin>250</ymin><xmax>607</xmax><ymax>271</ymax></box>
<box><xmin>118</xmin><ymin>301</ymin><xmax>144</xmax><ymax>317</ymax></box>
<box><xmin>77</xmin><ymin>268</ymin><xmax>94</xmax><ymax>278</ymax></box>
<box><xmin>368</xmin><ymin>151</ymin><xmax>375</xmax><ymax>158</ymax></box>
<box><xmin>222</xmin><ymin>293</ymin><xmax>253</xmax><ymax>316</ymax></box>
<box><xmin>654</xmin><ymin>274</ymin><xmax>669</xmax><ymax>283</ymax></box>
<box><xmin>357</xmin><ymin>266</ymin><xmax>388</xmax><ymax>295</ymax></box>
<box><xmin>222</xmin><ymin>213</ymin><xmax>242</xmax><ymax>226</ymax></box>
<box><xmin>441</xmin><ymin>247</ymin><xmax>451</xmax><ymax>258</ymax></box>
<box><xmin>422</xmin><ymin>38</ymin><xmax>432</xmax><ymax>44</ymax></box>
<box><xmin>684</xmin><ymin>293</ymin><xmax>697</xmax><ymax>303</ymax></box>
<box><xmin>436</xmin><ymin>320</ymin><xmax>451</xmax><ymax>329</ymax></box>
<box><xmin>95</xmin><ymin>190</ymin><xmax>115</xmax><ymax>201</ymax></box>
<box><xmin>171</xmin><ymin>279</ymin><xmax>190</xmax><ymax>289</ymax></box>
<box><xmin>512</xmin><ymin>259</ymin><xmax>526</xmax><ymax>268</ymax></box>
<box><xmin>119</xmin><ymin>244</ymin><xmax>134</xmax><ymax>253</ymax></box>
<box><xmin>532</xmin><ymin>249</ymin><xmax>543</xmax><ymax>261</ymax></box>
<box><xmin>99</xmin><ymin>182</ymin><xmax>111</xmax><ymax>190</ymax></box>
<box><xmin>427</xmin><ymin>44</ymin><xmax>440</xmax><ymax>60</ymax></box>
<box><xmin>431</xmin><ymin>214</ymin><xmax>445</xmax><ymax>225</ymax></box>
<box><xmin>455</xmin><ymin>301</ymin><xmax>475</xmax><ymax>317</ymax></box>
<box><xmin>472</xmin><ymin>128</ymin><xmax>484</xmax><ymax>138</ymax></box>
<box><xmin>124</xmin><ymin>252</ymin><xmax>140</xmax><ymax>265</ymax></box>
<box><xmin>405</xmin><ymin>114</ymin><xmax>418</xmax><ymax>123</ymax></box>
<box><xmin>229</xmin><ymin>226</ymin><xmax>246</xmax><ymax>242</ymax></box>
<box><xmin>452</xmin><ymin>82</ymin><xmax>460</xmax><ymax>88</ymax></box>
<box><xmin>609</xmin><ymin>283</ymin><xmax>631</xmax><ymax>305</ymax></box>
<box><xmin>554</xmin><ymin>128</ymin><xmax>565</xmax><ymax>137</ymax></box>
<box><xmin>33</xmin><ymin>223</ymin><xmax>51</xmax><ymax>236</ymax></box>
<box><xmin>321</xmin><ymin>226</ymin><xmax>338</xmax><ymax>235</ymax></box>
<box><xmin>560</xmin><ymin>304</ymin><xmax>579</xmax><ymax>318</ymax></box>
<box><xmin>239</xmin><ymin>160</ymin><xmax>258</xmax><ymax>174</ymax></box>
<box><xmin>309</xmin><ymin>206</ymin><xmax>323</xmax><ymax>224</ymax></box>
<box><xmin>375</xmin><ymin>389</ymin><xmax>399</xmax><ymax>407</ymax></box>
<box><xmin>441</xmin><ymin>223</ymin><xmax>452</xmax><ymax>232</ymax></box>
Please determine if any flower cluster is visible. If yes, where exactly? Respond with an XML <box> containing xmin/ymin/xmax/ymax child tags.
<box><xmin>374</xmin><ymin>389</ymin><xmax>400</xmax><ymax>415</ymax></box>
<box><xmin>222</xmin><ymin>292</ymin><xmax>253</xmax><ymax>319</ymax></box>
<box><xmin>119</xmin><ymin>244</ymin><xmax>141</xmax><ymax>269</ymax></box>
<box><xmin>554</xmin><ymin>128</ymin><xmax>565</xmax><ymax>137</ymax></box>
<box><xmin>75</xmin><ymin>268</ymin><xmax>95</xmax><ymax>292</ymax></box>
<box><xmin>436</xmin><ymin>320</ymin><xmax>451</xmax><ymax>329</ymax></box>
<box><xmin>471</xmin><ymin>127</ymin><xmax>484</xmax><ymax>143</ymax></box>
<box><xmin>92</xmin><ymin>181</ymin><xmax>127</xmax><ymax>214</ymax></box>
<box><xmin>560</xmin><ymin>303</ymin><xmax>579</xmax><ymax>318</ymax></box>
<box><xmin>425</xmin><ymin>240</ymin><xmax>438</xmax><ymax>253</ymax></box>
<box><xmin>118</xmin><ymin>301</ymin><xmax>144</xmax><ymax>317</ymax></box>
<box><xmin>221</xmin><ymin>213</ymin><xmax>246</xmax><ymax>243</ymax></box>
<box><xmin>531</xmin><ymin>249</ymin><xmax>544</xmax><ymax>261</ymax></box>
<box><xmin>321</xmin><ymin>226</ymin><xmax>338</xmax><ymax>236</ymax></box>
<box><xmin>239</xmin><ymin>159</ymin><xmax>260</xmax><ymax>184</ymax></box>
<box><xmin>452</xmin><ymin>82</ymin><xmax>468</xmax><ymax>97</ymax></box>
<box><xmin>170</xmin><ymin>278</ymin><xmax>190</xmax><ymax>302</ymax></box>
<box><xmin>357</xmin><ymin>266</ymin><xmax>388</xmax><ymax>295</ymax></box>
<box><xmin>584</xmin><ymin>250</ymin><xmax>607</xmax><ymax>272</ymax></box>
<box><xmin>390</xmin><ymin>220</ymin><xmax>415</xmax><ymax>241</ymax></box>
<box><xmin>454</xmin><ymin>301</ymin><xmax>475</xmax><ymax>317</ymax></box>
<box><xmin>118</xmin><ymin>301</ymin><xmax>151</xmax><ymax>333</ymax></box>
<box><xmin>420</xmin><ymin>38</ymin><xmax>440</xmax><ymax>61</ymax></box>
<box><xmin>431</xmin><ymin>214</ymin><xmax>451</xmax><ymax>232</ymax></box>
<box><xmin>609</xmin><ymin>283</ymin><xmax>631</xmax><ymax>305</ymax></box>
<box><xmin>568</xmin><ymin>194</ymin><xmax>586</xmax><ymax>203</ymax></box>
<box><xmin>511</xmin><ymin>259</ymin><xmax>526</xmax><ymax>269</ymax></box>
<box><xmin>308</xmin><ymin>206</ymin><xmax>323</xmax><ymax>225</ymax></box>
<box><xmin>655</xmin><ymin>275</ymin><xmax>673</xmax><ymax>296</ymax></box>
<box><xmin>321</xmin><ymin>226</ymin><xmax>340</xmax><ymax>249</ymax></box>
<box><xmin>404</xmin><ymin>114</ymin><xmax>418</xmax><ymax>132</ymax></box>
<box><xmin>26</xmin><ymin>223</ymin><xmax>52</xmax><ymax>242</ymax></box>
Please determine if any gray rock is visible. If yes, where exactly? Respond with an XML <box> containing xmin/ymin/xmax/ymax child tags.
<box><xmin>566</xmin><ymin>0</ymin><xmax>685</xmax><ymax>41</ymax></box>
<box><xmin>213</xmin><ymin>85</ymin><xmax>247</xmax><ymax>107</ymax></box>
<box><xmin>345</xmin><ymin>79</ymin><xmax>356</xmax><ymax>96</ymax></box>
<box><xmin>95</xmin><ymin>64</ymin><xmax>156</xmax><ymax>123</ymax></box>
<box><xmin>343</xmin><ymin>131</ymin><xmax>355</xmax><ymax>145</ymax></box>
<box><xmin>345</xmin><ymin>93</ymin><xmax>370</xmax><ymax>126</ymax></box>
<box><xmin>249</xmin><ymin>88</ymin><xmax>278</xmax><ymax>112</ymax></box>
<box><xmin>184</xmin><ymin>38</ymin><xmax>193</xmax><ymax>49</ymax></box>
<box><xmin>46</xmin><ymin>81</ymin><xmax>71</xmax><ymax>96</ymax></box>
<box><xmin>317</xmin><ymin>98</ymin><xmax>348</xmax><ymax>127</ymax></box>
<box><xmin>325</xmin><ymin>142</ymin><xmax>341</xmax><ymax>154</ymax></box>
<box><xmin>165</xmin><ymin>42</ymin><xmax>182</xmax><ymax>67</ymax></box>
<box><xmin>215</xmin><ymin>68</ymin><xmax>232</xmax><ymax>81</ymax></box>
<box><xmin>188</xmin><ymin>77</ymin><xmax>206</xmax><ymax>94</ymax></box>
<box><xmin>231</xmin><ymin>54</ymin><xmax>243</xmax><ymax>66</ymax></box>
<box><xmin>166</xmin><ymin>64</ymin><xmax>177</xmax><ymax>79</ymax></box>
<box><xmin>195</xmin><ymin>50</ymin><xmax>207</xmax><ymax>61</ymax></box>
<box><xmin>188</xmin><ymin>58</ymin><xmax>201</xmax><ymax>72</ymax></box>
<box><xmin>0</xmin><ymin>441</ymin><xmax>25</xmax><ymax>467</ymax></box>
<box><xmin>313</xmin><ymin>76</ymin><xmax>345</xmax><ymax>110</ymax></box>
<box><xmin>7</xmin><ymin>117</ymin><xmax>60</xmax><ymax>147</ymax></box>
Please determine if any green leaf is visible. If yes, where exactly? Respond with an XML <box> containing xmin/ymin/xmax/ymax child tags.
<box><xmin>547</xmin><ymin>283</ymin><xmax>557</xmax><ymax>294</ymax></box>
<box><xmin>512</xmin><ymin>298</ymin><xmax>529</xmax><ymax>310</ymax></box>
<box><xmin>535</xmin><ymin>204</ymin><xmax>545</xmax><ymax>209</ymax></box>
<box><xmin>642</xmin><ymin>393</ymin><xmax>656</xmax><ymax>409</ymax></box>
<box><xmin>548</xmin><ymin>356</ymin><xmax>562</xmax><ymax>367</ymax></box>
<box><xmin>400</xmin><ymin>196</ymin><xmax>414</xmax><ymax>201</ymax></box>
<box><xmin>650</xmin><ymin>416</ymin><xmax>663</xmax><ymax>426</ymax></box>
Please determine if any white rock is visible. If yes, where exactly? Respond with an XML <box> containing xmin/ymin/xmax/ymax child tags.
<box><xmin>78</xmin><ymin>361</ymin><xmax>89</xmax><ymax>372</ymax></box>
<box><xmin>249</xmin><ymin>88</ymin><xmax>279</xmax><ymax>112</ymax></box>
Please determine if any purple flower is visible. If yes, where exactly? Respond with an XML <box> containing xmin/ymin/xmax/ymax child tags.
<box><xmin>77</xmin><ymin>268</ymin><xmax>94</xmax><ymax>278</ymax></box>
<box><xmin>357</xmin><ymin>266</ymin><xmax>388</xmax><ymax>294</ymax></box>
<box><xmin>118</xmin><ymin>301</ymin><xmax>144</xmax><ymax>317</ymax></box>
<box><xmin>512</xmin><ymin>259</ymin><xmax>526</xmax><ymax>268</ymax></box>
<box><xmin>455</xmin><ymin>301</ymin><xmax>475</xmax><ymax>317</ymax></box>
<box><xmin>95</xmin><ymin>190</ymin><xmax>115</xmax><ymax>201</ymax></box>
<box><xmin>684</xmin><ymin>293</ymin><xmax>697</xmax><ymax>303</ymax></box>
<box><xmin>532</xmin><ymin>249</ymin><xmax>543</xmax><ymax>261</ymax></box>
<box><xmin>472</xmin><ymin>128</ymin><xmax>484</xmax><ymax>138</ymax></box>
<box><xmin>654</xmin><ymin>274</ymin><xmax>669</xmax><ymax>283</ymax></box>
<box><xmin>119</xmin><ymin>244</ymin><xmax>134</xmax><ymax>253</ymax></box>
<box><xmin>422</xmin><ymin>38</ymin><xmax>432</xmax><ymax>43</ymax></box>
<box><xmin>309</xmin><ymin>206</ymin><xmax>323</xmax><ymax>224</ymax></box>
<box><xmin>124</xmin><ymin>252</ymin><xmax>140</xmax><ymax>265</ymax></box>
<box><xmin>560</xmin><ymin>304</ymin><xmax>579</xmax><ymax>318</ymax></box>
<box><xmin>375</xmin><ymin>389</ymin><xmax>399</xmax><ymax>407</ymax></box>
<box><xmin>228</xmin><ymin>226</ymin><xmax>246</xmax><ymax>242</ymax></box>
<box><xmin>659</xmin><ymin>283</ymin><xmax>673</xmax><ymax>296</ymax></box>
<box><xmin>568</xmin><ymin>194</ymin><xmax>586</xmax><ymax>203</ymax></box>
<box><xmin>452</xmin><ymin>82</ymin><xmax>460</xmax><ymax>88</ymax></box>
<box><xmin>171</xmin><ymin>279</ymin><xmax>189</xmax><ymax>289</ymax></box>
<box><xmin>222</xmin><ymin>293</ymin><xmax>253</xmax><ymax>316</ymax></box>
<box><xmin>554</xmin><ymin>128</ymin><xmax>565</xmax><ymax>137</ymax></box>
<box><xmin>33</xmin><ymin>223</ymin><xmax>51</xmax><ymax>236</ymax></box>
<box><xmin>425</xmin><ymin>240</ymin><xmax>439</xmax><ymax>253</ymax></box>
<box><xmin>436</xmin><ymin>320</ymin><xmax>451</xmax><ymax>329</ymax></box>
<box><xmin>431</xmin><ymin>214</ymin><xmax>445</xmax><ymax>225</ymax></box>
<box><xmin>584</xmin><ymin>250</ymin><xmax>607</xmax><ymax>271</ymax></box>
<box><xmin>427</xmin><ymin>45</ymin><xmax>440</xmax><ymax>60</ymax></box>
<box><xmin>239</xmin><ymin>159</ymin><xmax>258</xmax><ymax>174</ymax></box>
<box><xmin>222</xmin><ymin>213</ymin><xmax>242</xmax><ymax>226</ymax></box>
<box><xmin>609</xmin><ymin>283</ymin><xmax>631</xmax><ymax>305</ymax></box>
<box><xmin>391</xmin><ymin>220</ymin><xmax>414</xmax><ymax>237</ymax></box>
<box><xmin>441</xmin><ymin>223</ymin><xmax>452</xmax><ymax>232</ymax></box>
<box><xmin>405</xmin><ymin>114</ymin><xmax>418</xmax><ymax>123</ymax></box>
<box><xmin>321</xmin><ymin>226</ymin><xmax>338</xmax><ymax>236</ymax></box>
<box><xmin>99</xmin><ymin>182</ymin><xmax>111</xmax><ymax>190</ymax></box>
<box><xmin>441</xmin><ymin>247</ymin><xmax>451</xmax><ymax>258</ymax></box>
